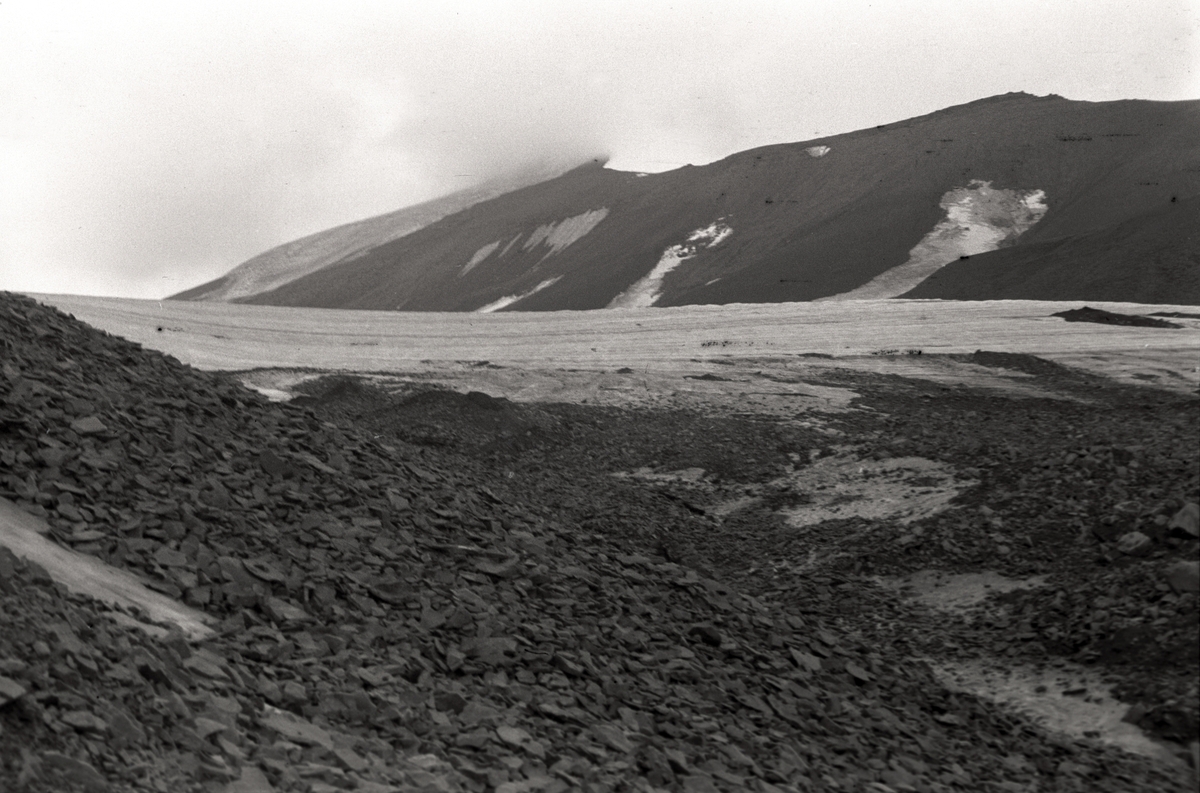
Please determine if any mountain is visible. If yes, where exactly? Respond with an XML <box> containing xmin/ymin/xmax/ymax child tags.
<box><xmin>172</xmin><ymin>93</ymin><xmax>1200</xmax><ymax>310</ymax></box>
<box><xmin>170</xmin><ymin>161</ymin><xmax>586</xmax><ymax>302</ymax></box>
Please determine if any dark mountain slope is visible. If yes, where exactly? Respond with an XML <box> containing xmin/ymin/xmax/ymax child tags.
<box><xmin>903</xmin><ymin>196</ymin><xmax>1200</xmax><ymax>304</ymax></box>
<box><xmin>211</xmin><ymin>93</ymin><xmax>1198</xmax><ymax>310</ymax></box>
<box><xmin>169</xmin><ymin>161</ymin><xmax>586</xmax><ymax>302</ymax></box>
<box><xmin>660</xmin><ymin>95</ymin><xmax>1199</xmax><ymax>306</ymax></box>
<box><xmin>238</xmin><ymin>161</ymin><xmax>659</xmax><ymax>311</ymax></box>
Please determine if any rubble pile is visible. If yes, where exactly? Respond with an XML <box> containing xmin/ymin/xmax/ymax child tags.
<box><xmin>0</xmin><ymin>291</ymin><xmax>1195</xmax><ymax>792</ymax></box>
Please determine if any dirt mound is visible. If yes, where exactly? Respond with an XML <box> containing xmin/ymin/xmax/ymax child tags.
<box><xmin>300</xmin><ymin>377</ymin><xmax>554</xmax><ymax>453</ymax></box>
<box><xmin>1052</xmin><ymin>306</ymin><xmax>1184</xmax><ymax>328</ymax></box>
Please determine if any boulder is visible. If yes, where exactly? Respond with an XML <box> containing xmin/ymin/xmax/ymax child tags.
<box><xmin>1168</xmin><ymin>502</ymin><xmax>1198</xmax><ymax>538</ymax></box>
<box><xmin>0</xmin><ymin>675</ymin><xmax>27</xmax><ymax>705</ymax></box>
<box><xmin>1165</xmin><ymin>561</ymin><xmax>1200</xmax><ymax>594</ymax></box>
<box><xmin>69</xmin><ymin>415</ymin><xmax>108</xmax><ymax>435</ymax></box>
<box><xmin>1115</xmin><ymin>531</ymin><xmax>1152</xmax><ymax>556</ymax></box>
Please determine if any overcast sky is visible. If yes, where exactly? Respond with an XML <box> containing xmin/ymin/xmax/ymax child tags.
<box><xmin>2</xmin><ymin>1</ymin><xmax>1196</xmax><ymax>299</ymax></box>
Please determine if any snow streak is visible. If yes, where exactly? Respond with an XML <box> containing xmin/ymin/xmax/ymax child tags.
<box><xmin>608</xmin><ymin>221</ymin><xmax>733</xmax><ymax>309</ymax></box>
<box><xmin>821</xmin><ymin>181</ymin><xmax>1048</xmax><ymax>301</ymax></box>
<box><xmin>475</xmin><ymin>276</ymin><xmax>563</xmax><ymax>313</ymax></box>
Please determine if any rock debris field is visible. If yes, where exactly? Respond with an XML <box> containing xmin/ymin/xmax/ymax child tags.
<box><xmin>0</xmin><ymin>291</ymin><xmax>1198</xmax><ymax>793</ymax></box>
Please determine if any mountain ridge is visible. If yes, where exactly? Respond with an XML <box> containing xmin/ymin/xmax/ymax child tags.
<box><xmin>172</xmin><ymin>93</ymin><xmax>1200</xmax><ymax>309</ymax></box>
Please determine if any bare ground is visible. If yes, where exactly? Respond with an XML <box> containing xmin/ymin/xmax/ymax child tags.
<box><xmin>4</xmin><ymin>292</ymin><xmax>1195</xmax><ymax>791</ymax></box>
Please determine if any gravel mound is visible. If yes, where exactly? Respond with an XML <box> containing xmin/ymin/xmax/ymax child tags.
<box><xmin>0</xmin><ymin>291</ymin><xmax>1196</xmax><ymax>792</ymax></box>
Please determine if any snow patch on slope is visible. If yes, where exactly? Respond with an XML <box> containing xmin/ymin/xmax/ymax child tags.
<box><xmin>499</xmin><ymin>233</ymin><xmax>523</xmax><ymax>257</ymax></box>
<box><xmin>0</xmin><ymin>497</ymin><xmax>213</xmax><ymax>640</ymax></box>
<box><xmin>463</xmin><ymin>210</ymin><xmax>607</xmax><ymax>279</ymax></box>
<box><xmin>475</xmin><ymin>276</ymin><xmax>564</xmax><ymax>313</ymax></box>
<box><xmin>806</xmin><ymin>146</ymin><xmax>831</xmax><ymax>158</ymax></box>
<box><xmin>608</xmin><ymin>221</ymin><xmax>733</xmax><ymax>309</ymax></box>
<box><xmin>522</xmin><ymin>208</ymin><xmax>609</xmax><ymax>258</ymax></box>
<box><xmin>461</xmin><ymin>240</ymin><xmax>501</xmax><ymax>276</ymax></box>
<box><xmin>821</xmin><ymin>181</ymin><xmax>1047</xmax><ymax>301</ymax></box>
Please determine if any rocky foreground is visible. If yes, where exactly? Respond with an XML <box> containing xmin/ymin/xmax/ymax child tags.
<box><xmin>0</xmin><ymin>291</ymin><xmax>1197</xmax><ymax>792</ymax></box>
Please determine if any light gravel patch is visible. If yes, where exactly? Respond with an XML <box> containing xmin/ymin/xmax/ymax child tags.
<box><xmin>928</xmin><ymin>658</ymin><xmax>1184</xmax><ymax>767</ymax></box>
<box><xmin>616</xmin><ymin>467</ymin><xmax>709</xmax><ymax>484</ymax></box>
<box><xmin>876</xmin><ymin>569</ymin><xmax>1048</xmax><ymax>612</ymax></box>
<box><xmin>373</xmin><ymin>361</ymin><xmax>860</xmax><ymax>422</ymax></box>
<box><xmin>614</xmin><ymin>448</ymin><xmax>973</xmax><ymax>530</ymax></box>
<box><xmin>1041</xmin><ymin>347</ymin><xmax>1200</xmax><ymax>395</ymax></box>
<box><xmin>780</xmin><ymin>451</ymin><xmax>971</xmax><ymax>528</ymax></box>
<box><xmin>879</xmin><ymin>569</ymin><xmax>1183</xmax><ymax>767</ymax></box>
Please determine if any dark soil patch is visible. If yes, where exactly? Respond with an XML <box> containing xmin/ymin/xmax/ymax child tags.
<box><xmin>966</xmin><ymin>350</ymin><xmax>1073</xmax><ymax>377</ymax></box>
<box><xmin>1053</xmin><ymin>306</ymin><xmax>1184</xmax><ymax>328</ymax></box>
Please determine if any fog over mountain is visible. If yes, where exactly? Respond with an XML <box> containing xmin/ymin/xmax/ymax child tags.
<box><xmin>174</xmin><ymin>94</ymin><xmax>1200</xmax><ymax>309</ymax></box>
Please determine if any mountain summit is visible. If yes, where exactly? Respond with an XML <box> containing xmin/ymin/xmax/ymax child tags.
<box><xmin>172</xmin><ymin>93</ymin><xmax>1200</xmax><ymax>309</ymax></box>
